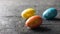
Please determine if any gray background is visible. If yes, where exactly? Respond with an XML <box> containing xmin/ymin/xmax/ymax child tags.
<box><xmin>0</xmin><ymin>0</ymin><xmax>60</xmax><ymax>34</ymax></box>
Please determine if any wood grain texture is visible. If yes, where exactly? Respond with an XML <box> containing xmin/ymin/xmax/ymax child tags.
<box><xmin>0</xmin><ymin>0</ymin><xmax>60</xmax><ymax>34</ymax></box>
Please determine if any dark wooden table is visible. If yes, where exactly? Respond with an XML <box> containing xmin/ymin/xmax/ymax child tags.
<box><xmin>0</xmin><ymin>0</ymin><xmax>60</xmax><ymax>34</ymax></box>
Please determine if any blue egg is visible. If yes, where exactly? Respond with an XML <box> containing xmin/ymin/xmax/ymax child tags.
<box><xmin>42</xmin><ymin>8</ymin><xmax>57</xmax><ymax>19</ymax></box>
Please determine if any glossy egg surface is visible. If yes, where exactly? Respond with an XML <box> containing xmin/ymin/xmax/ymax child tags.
<box><xmin>25</xmin><ymin>15</ymin><xmax>42</xmax><ymax>29</ymax></box>
<box><xmin>42</xmin><ymin>8</ymin><xmax>57</xmax><ymax>19</ymax></box>
<box><xmin>21</xmin><ymin>8</ymin><xmax>35</xmax><ymax>19</ymax></box>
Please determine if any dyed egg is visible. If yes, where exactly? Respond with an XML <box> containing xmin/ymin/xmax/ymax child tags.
<box><xmin>25</xmin><ymin>15</ymin><xmax>42</xmax><ymax>29</ymax></box>
<box><xmin>21</xmin><ymin>8</ymin><xmax>36</xmax><ymax>19</ymax></box>
<box><xmin>42</xmin><ymin>8</ymin><xmax>57</xmax><ymax>19</ymax></box>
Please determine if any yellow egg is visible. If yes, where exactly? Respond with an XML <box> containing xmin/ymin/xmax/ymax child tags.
<box><xmin>21</xmin><ymin>8</ymin><xmax>36</xmax><ymax>19</ymax></box>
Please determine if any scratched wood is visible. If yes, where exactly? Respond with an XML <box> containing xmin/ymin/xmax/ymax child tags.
<box><xmin>0</xmin><ymin>0</ymin><xmax>60</xmax><ymax>34</ymax></box>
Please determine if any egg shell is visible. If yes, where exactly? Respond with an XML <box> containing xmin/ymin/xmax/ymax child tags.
<box><xmin>25</xmin><ymin>15</ymin><xmax>42</xmax><ymax>29</ymax></box>
<box><xmin>42</xmin><ymin>8</ymin><xmax>57</xmax><ymax>19</ymax></box>
<box><xmin>21</xmin><ymin>8</ymin><xmax>36</xmax><ymax>19</ymax></box>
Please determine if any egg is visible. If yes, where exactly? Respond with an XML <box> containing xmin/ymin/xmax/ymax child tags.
<box><xmin>42</xmin><ymin>8</ymin><xmax>57</xmax><ymax>19</ymax></box>
<box><xmin>21</xmin><ymin>8</ymin><xmax>36</xmax><ymax>19</ymax></box>
<box><xmin>25</xmin><ymin>15</ymin><xmax>42</xmax><ymax>29</ymax></box>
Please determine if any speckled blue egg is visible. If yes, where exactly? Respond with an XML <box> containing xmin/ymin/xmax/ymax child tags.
<box><xmin>42</xmin><ymin>8</ymin><xmax>57</xmax><ymax>19</ymax></box>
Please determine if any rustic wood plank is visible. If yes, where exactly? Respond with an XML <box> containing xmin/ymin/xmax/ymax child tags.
<box><xmin>0</xmin><ymin>0</ymin><xmax>60</xmax><ymax>34</ymax></box>
<box><xmin>0</xmin><ymin>17</ymin><xmax>60</xmax><ymax>34</ymax></box>
<box><xmin>0</xmin><ymin>16</ymin><xmax>60</xmax><ymax>34</ymax></box>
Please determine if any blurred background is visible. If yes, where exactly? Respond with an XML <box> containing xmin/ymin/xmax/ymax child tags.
<box><xmin>0</xmin><ymin>0</ymin><xmax>60</xmax><ymax>16</ymax></box>
<box><xmin>0</xmin><ymin>0</ymin><xmax>60</xmax><ymax>34</ymax></box>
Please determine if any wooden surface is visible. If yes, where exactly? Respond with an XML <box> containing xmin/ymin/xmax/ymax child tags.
<box><xmin>0</xmin><ymin>0</ymin><xmax>60</xmax><ymax>34</ymax></box>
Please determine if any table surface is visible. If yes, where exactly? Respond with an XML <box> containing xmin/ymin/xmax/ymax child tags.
<box><xmin>0</xmin><ymin>0</ymin><xmax>60</xmax><ymax>34</ymax></box>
